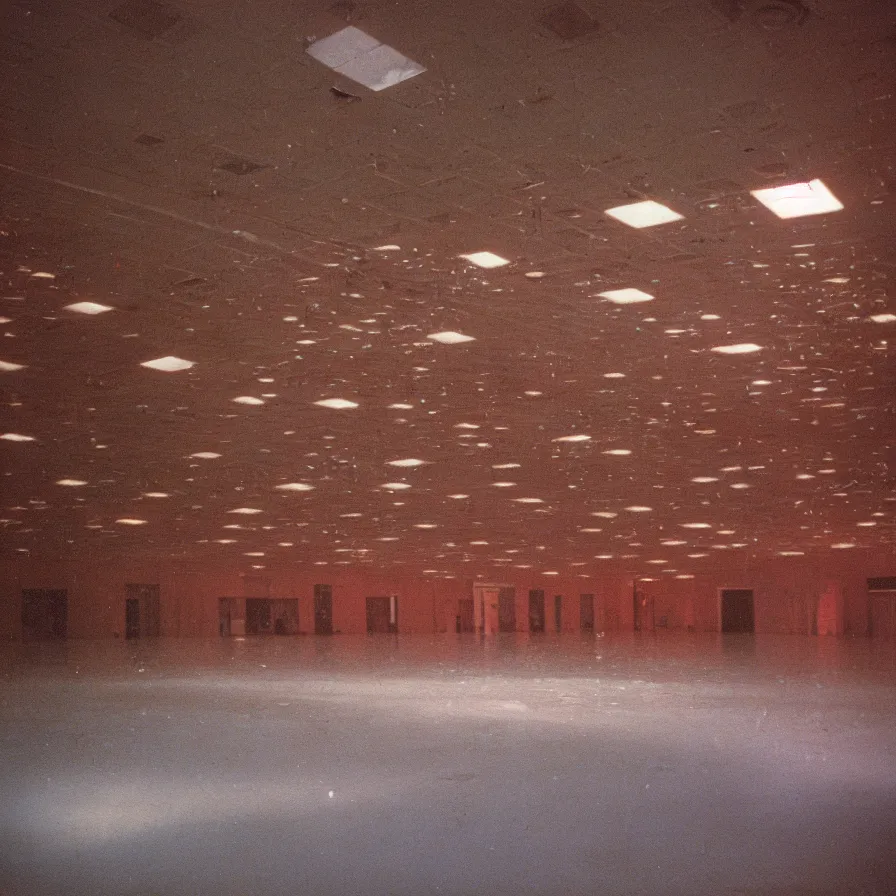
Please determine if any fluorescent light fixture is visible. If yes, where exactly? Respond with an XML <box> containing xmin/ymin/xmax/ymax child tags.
<box><xmin>448</xmin><ymin>494</ymin><xmax>469</xmax><ymax>499</ymax></box>
<box><xmin>141</xmin><ymin>356</ymin><xmax>194</xmax><ymax>372</ymax></box>
<box><xmin>381</xmin><ymin>482</ymin><xmax>411</xmax><ymax>490</ymax></box>
<box><xmin>599</xmin><ymin>288</ymin><xmax>654</xmax><ymax>305</ymax></box>
<box><xmin>750</xmin><ymin>179</ymin><xmax>843</xmax><ymax>219</ymax></box>
<box><xmin>711</xmin><ymin>343</ymin><xmax>763</xmax><ymax>354</ymax></box>
<box><xmin>0</xmin><ymin>360</ymin><xmax>26</xmax><ymax>371</ymax></box>
<box><xmin>190</xmin><ymin>452</ymin><xmax>221</xmax><ymax>459</ymax></box>
<box><xmin>553</xmin><ymin>434</ymin><xmax>591</xmax><ymax>443</ymax></box>
<box><xmin>680</xmin><ymin>523</ymin><xmax>711</xmax><ymax>529</ymax></box>
<box><xmin>691</xmin><ymin>477</ymin><xmax>718</xmax><ymax>483</ymax></box>
<box><xmin>513</xmin><ymin>497</ymin><xmax>543</xmax><ymax>503</ymax></box>
<box><xmin>387</xmin><ymin>458</ymin><xmax>426</xmax><ymax>467</ymax></box>
<box><xmin>603</xmin><ymin>449</ymin><xmax>632</xmax><ymax>456</ymax></box>
<box><xmin>65</xmin><ymin>302</ymin><xmax>113</xmax><ymax>314</ymax></box>
<box><xmin>276</xmin><ymin>483</ymin><xmax>315</xmax><ymax>491</ymax></box>
<box><xmin>427</xmin><ymin>331</ymin><xmax>475</xmax><ymax>344</ymax></box>
<box><xmin>491</xmin><ymin>482</ymin><xmax>517</xmax><ymax>487</ymax></box>
<box><xmin>459</xmin><ymin>251</ymin><xmax>509</xmax><ymax>268</ymax></box>
<box><xmin>314</xmin><ymin>398</ymin><xmax>359</xmax><ymax>409</ymax></box>
<box><xmin>625</xmin><ymin>506</ymin><xmax>653</xmax><ymax>512</ymax></box>
<box><xmin>592</xmin><ymin>512</ymin><xmax>617</xmax><ymax>518</ymax></box>
<box><xmin>228</xmin><ymin>508</ymin><xmax>263</xmax><ymax>514</ymax></box>
<box><xmin>389</xmin><ymin>403</ymin><xmax>414</xmax><ymax>409</ymax></box>
<box><xmin>1</xmin><ymin>433</ymin><xmax>35</xmax><ymax>441</ymax></box>
<box><xmin>869</xmin><ymin>313</ymin><xmax>896</xmax><ymax>323</ymax></box>
<box><xmin>116</xmin><ymin>518</ymin><xmax>147</xmax><ymax>525</ymax></box>
<box><xmin>143</xmin><ymin>492</ymin><xmax>169</xmax><ymax>498</ymax></box>
<box><xmin>492</xmin><ymin>463</ymin><xmax>521</xmax><ymax>469</ymax></box>
<box><xmin>604</xmin><ymin>200</ymin><xmax>683</xmax><ymax>228</ymax></box>
<box><xmin>56</xmin><ymin>479</ymin><xmax>87</xmax><ymax>486</ymax></box>
<box><xmin>831</xmin><ymin>543</ymin><xmax>856</xmax><ymax>549</ymax></box>
<box><xmin>306</xmin><ymin>26</ymin><xmax>425</xmax><ymax>91</ymax></box>
<box><xmin>233</xmin><ymin>396</ymin><xmax>265</xmax><ymax>405</ymax></box>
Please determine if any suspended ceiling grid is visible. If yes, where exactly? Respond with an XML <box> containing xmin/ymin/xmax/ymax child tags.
<box><xmin>0</xmin><ymin>0</ymin><xmax>894</xmax><ymax>579</ymax></box>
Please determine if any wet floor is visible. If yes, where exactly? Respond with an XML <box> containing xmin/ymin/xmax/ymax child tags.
<box><xmin>1</xmin><ymin>634</ymin><xmax>895</xmax><ymax>896</ymax></box>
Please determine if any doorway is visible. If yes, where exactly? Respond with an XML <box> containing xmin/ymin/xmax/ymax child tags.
<box><xmin>528</xmin><ymin>589</ymin><xmax>546</xmax><ymax>633</ymax></box>
<box><xmin>124</xmin><ymin>584</ymin><xmax>160</xmax><ymax>638</ymax></box>
<box><xmin>457</xmin><ymin>598</ymin><xmax>475</xmax><ymax>633</ymax></box>
<box><xmin>721</xmin><ymin>589</ymin><xmax>755</xmax><ymax>633</ymax></box>
<box><xmin>634</xmin><ymin>588</ymin><xmax>655</xmax><ymax>632</ymax></box>
<box><xmin>314</xmin><ymin>584</ymin><xmax>333</xmax><ymax>635</ymax></box>
<box><xmin>21</xmin><ymin>589</ymin><xmax>68</xmax><ymax>641</ymax></box>
<box><xmin>869</xmin><ymin>591</ymin><xmax>895</xmax><ymax>638</ymax></box>
<box><xmin>554</xmin><ymin>595</ymin><xmax>562</xmax><ymax>633</ymax></box>
<box><xmin>366</xmin><ymin>596</ymin><xmax>397</xmax><ymax>634</ymax></box>
<box><xmin>580</xmin><ymin>594</ymin><xmax>594</xmax><ymax>632</ymax></box>
<box><xmin>498</xmin><ymin>587</ymin><xmax>516</xmax><ymax>633</ymax></box>
<box><xmin>244</xmin><ymin>598</ymin><xmax>299</xmax><ymax>635</ymax></box>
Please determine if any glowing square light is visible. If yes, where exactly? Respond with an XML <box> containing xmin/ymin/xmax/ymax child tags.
<box><xmin>604</xmin><ymin>200</ymin><xmax>683</xmax><ymax>228</ymax></box>
<box><xmin>276</xmin><ymin>483</ymin><xmax>315</xmax><ymax>492</ymax></box>
<box><xmin>233</xmin><ymin>396</ymin><xmax>265</xmax><ymax>405</ymax></box>
<box><xmin>750</xmin><ymin>179</ymin><xmax>843</xmax><ymax>219</ymax></box>
<box><xmin>141</xmin><ymin>356</ymin><xmax>194</xmax><ymax>372</ymax></box>
<box><xmin>711</xmin><ymin>343</ymin><xmax>763</xmax><ymax>354</ymax></box>
<box><xmin>65</xmin><ymin>302</ymin><xmax>113</xmax><ymax>315</ymax></box>
<box><xmin>1</xmin><ymin>433</ymin><xmax>35</xmax><ymax>442</ymax></box>
<box><xmin>0</xmin><ymin>360</ymin><xmax>26</xmax><ymax>371</ymax></box>
<box><xmin>459</xmin><ymin>251</ymin><xmax>509</xmax><ymax>269</ymax></box>
<box><xmin>387</xmin><ymin>458</ymin><xmax>426</xmax><ymax>467</ymax></box>
<box><xmin>599</xmin><ymin>288</ymin><xmax>654</xmax><ymax>305</ymax></box>
<box><xmin>315</xmin><ymin>398</ymin><xmax>359</xmax><ymax>409</ymax></box>
<box><xmin>427</xmin><ymin>331</ymin><xmax>476</xmax><ymax>344</ymax></box>
<box><xmin>306</xmin><ymin>27</ymin><xmax>425</xmax><ymax>92</ymax></box>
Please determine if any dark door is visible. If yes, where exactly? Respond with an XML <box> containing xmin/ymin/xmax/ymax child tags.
<box><xmin>554</xmin><ymin>595</ymin><xmax>562</xmax><ymax>632</ymax></box>
<box><xmin>246</xmin><ymin>598</ymin><xmax>272</xmax><ymax>634</ymax></box>
<box><xmin>528</xmin><ymin>589</ymin><xmax>546</xmax><ymax>633</ymax></box>
<box><xmin>125</xmin><ymin>598</ymin><xmax>140</xmax><ymax>639</ymax></box>
<box><xmin>721</xmin><ymin>589</ymin><xmax>755</xmax><ymax>633</ymax></box>
<box><xmin>366</xmin><ymin>596</ymin><xmax>395</xmax><ymax>633</ymax></box>
<box><xmin>314</xmin><ymin>584</ymin><xmax>333</xmax><ymax>635</ymax></box>
<box><xmin>580</xmin><ymin>594</ymin><xmax>594</xmax><ymax>632</ymax></box>
<box><xmin>634</xmin><ymin>590</ymin><xmax>655</xmax><ymax>632</ymax></box>
<box><xmin>22</xmin><ymin>590</ymin><xmax>68</xmax><ymax>641</ymax></box>
<box><xmin>458</xmin><ymin>599</ymin><xmax>475</xmax><ymax>633</ymax></box>
<box><xmin>219</xmin><ymin>598</ymin><xmax>233</xmax><ymax>637</ymax></box>
<box><xmin>869</xmin><ymin>592</ymin><xmax>895</xmax><ymax>638</ymax></box>
<box><xmin>498</xmin><ymin>588</ymin><xmax>516</xmax><ymax>632</ymax></box>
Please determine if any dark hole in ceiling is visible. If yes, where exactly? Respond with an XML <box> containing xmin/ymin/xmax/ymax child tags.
<box><xmin>109</xmin><ymin>0</ymin><xmax>182</xmax><ymax>39</ymax></box>
<box><xmin>540</xmin><ymin>2</ymin><xmax>600</xmax><ymax>40</ymax></box>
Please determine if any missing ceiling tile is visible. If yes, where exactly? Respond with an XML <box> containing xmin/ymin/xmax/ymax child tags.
<box><xmin>540</xmin><ymin>1</ymin><xmax>600</xmax><ymax>40</ymax></box>
<box><xmin>216</xmin><ymin>157</ymin><xmax>266</xmax><ymax>176</ymax></box>
<box><xmin>109</xmin><ymin>0</ymin><xmax>181</xmax><ymax>39</ymax></box>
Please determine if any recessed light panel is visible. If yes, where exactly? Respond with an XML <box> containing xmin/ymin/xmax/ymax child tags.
<box><xmin>387</xmin><ymin>458</ymin><xmax>426</xmax><ymax>467</ymax></box>
<box><xmin>190</xmin><ymin>452</ymin><xmax>221</xmax><ymax>459</ymax></box>
<box><xmin>116</xmin><ymin>518</ymin><xmax>147</xmax><ymax>525</ymax></box>
<box><xmin>65</xmin><ymin>302</ymin><xmax>113</xmax><ymax>315</ymax></box>
<box><xmin>276</xmin><ymin>483</ymin><xmax>315</xmax><ymax>492</ymax></box>
<box><xmin>711</xmin><ymin>343</ymin><xmax>763</xmax><ymax>354</ymax></box>
<box><xmin>427</xmin><ymin>331</ymin><xmax>475</xmax><ymax>344</ymax></box>
<box><xmin>604</xmin><ymin>200</ymin><xmax>683</xmax><ymax>228</ymax></box>
<box><xmin>306</xmin><ymin>26</ymin><xmax>425</xmax><ymax>91</ymax></box>
<box><xmin>56</xmin><ymin>479</ymin><xmax>87</xmax><ymax>486</ymax></box>
<box><xmin>598</xmin><ymin>288</ymin><xmax>654</xmax><ymax>305</ymax></box>
<box><xmin>750</xmin><ymin>179</ymin><xmax>843</xmax><ymax>218</ymax></box>
<box><xmin>381</xmin><ymin>482</ymin><xmax>411</xmax><ymax>490</ymax></box>
<box><xmin>141</xmin><ymin>356</ymin><xmax>194</xmax><ymax>372</ymax></box>
<box><xmin>459</xmin><ymin>251</ymin><xmax>509</xmax><ymax>269</ymax></box>
<box><xmin>314</xmin><ymin>398</ymin><xmax>359</xmax><ymax>409</ymax></box>
<box><xmin>553</xmin><ymin>434</ymin><xmax>591</xmax><ymax>443</ymax></box>
<box><xmin>1</xmin><ymin>433</ymin><xmax>35</xmax><ymax>442</ymax></box>
<box><xmin>0</xmin><ymin>360</ymin><xmax>26</xmax><ymax>371</ymax></box>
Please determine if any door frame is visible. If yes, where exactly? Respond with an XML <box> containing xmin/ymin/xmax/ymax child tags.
<box><xmin>719</xmin><ymin>587</ymin><xmax>756</xmax><ymax>633</ymax></box>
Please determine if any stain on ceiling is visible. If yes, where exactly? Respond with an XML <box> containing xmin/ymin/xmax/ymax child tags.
<box><xmin>1</xmin><ymin>0</ymin><xmax>894</xmax><ymax>579</ymax></box>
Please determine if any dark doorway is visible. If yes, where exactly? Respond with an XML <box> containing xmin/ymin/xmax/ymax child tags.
<box><xmin>554</xmin><ymin>595</ymin><xmax>562</xmax><ymax>633</ymax></box>
<box><xmin>528</xmin><ymin>589</ymin><xmax>546</xmax><ymax>633</ymax></box>
<box><xmin>498</xmin><ymin>587</ymin><xmax>516</xmax><ymax>633</ymax></box>
<box><xmin>21</xmin><ymin>589</ymin><xmax>68</xmax><ymax>641</ymax></box>
<box><xmin>366</xmin><ymin>596</ymin><xmax>397</xmax><ymax>634</ymax></box>
<box><xmin>458</xmin><ymin>599</ymin><xmax>475</xmax><ymax>633</ymax></box>
<box><xmin>721</xmin><ymin>589</ymin><xmax>755</xmax><ymax>633</ymax></box>
<box><xmin>580</xmin><ymin>594</ymin><xmax>595</xmax><ymax>632</ymax></box>
<box><xmin>125</xmin><ymin>584</ymin><xmax>160</xmax><ymax>638</ymax></box>
<box><xmin>246</xmin><ymin>598</ymin><xmax>272</xmax><ymax>634</ymax></box>
<box><xmin>219</xmin><ymin>598</ymin><xmax>235</xmax><ymax>637</ymax></box>
<box><xmin>125</xmin><ymin>598</ymin><xmax>140</xmax><ymax>639</ymax></box>
<box><xmin>314</xmin><ymin>584</ymin><xmax>334</xmax><ymax>635</ymax></box>
<box><xmin>869</xmin><ymin>591</ymin><xmax>895</xmax><ymax>638</ymax></box>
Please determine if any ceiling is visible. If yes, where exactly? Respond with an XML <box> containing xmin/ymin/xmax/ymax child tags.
<box><xmin>1</xmin><ymin>0</ymin><xmax>894</xmax><ymax>580</ymax></box>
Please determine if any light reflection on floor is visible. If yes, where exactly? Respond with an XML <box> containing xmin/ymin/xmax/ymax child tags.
<box><xmin>2</xmin><ymin>634</ymin><xmax>895</xmax><ymax>896</ymax></box>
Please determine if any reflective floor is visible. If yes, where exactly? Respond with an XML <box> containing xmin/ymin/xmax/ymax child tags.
<box><xmin>2</xmin><ymin>634</ymin><xmax>895</xmax><ymax>896</ymax></box>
